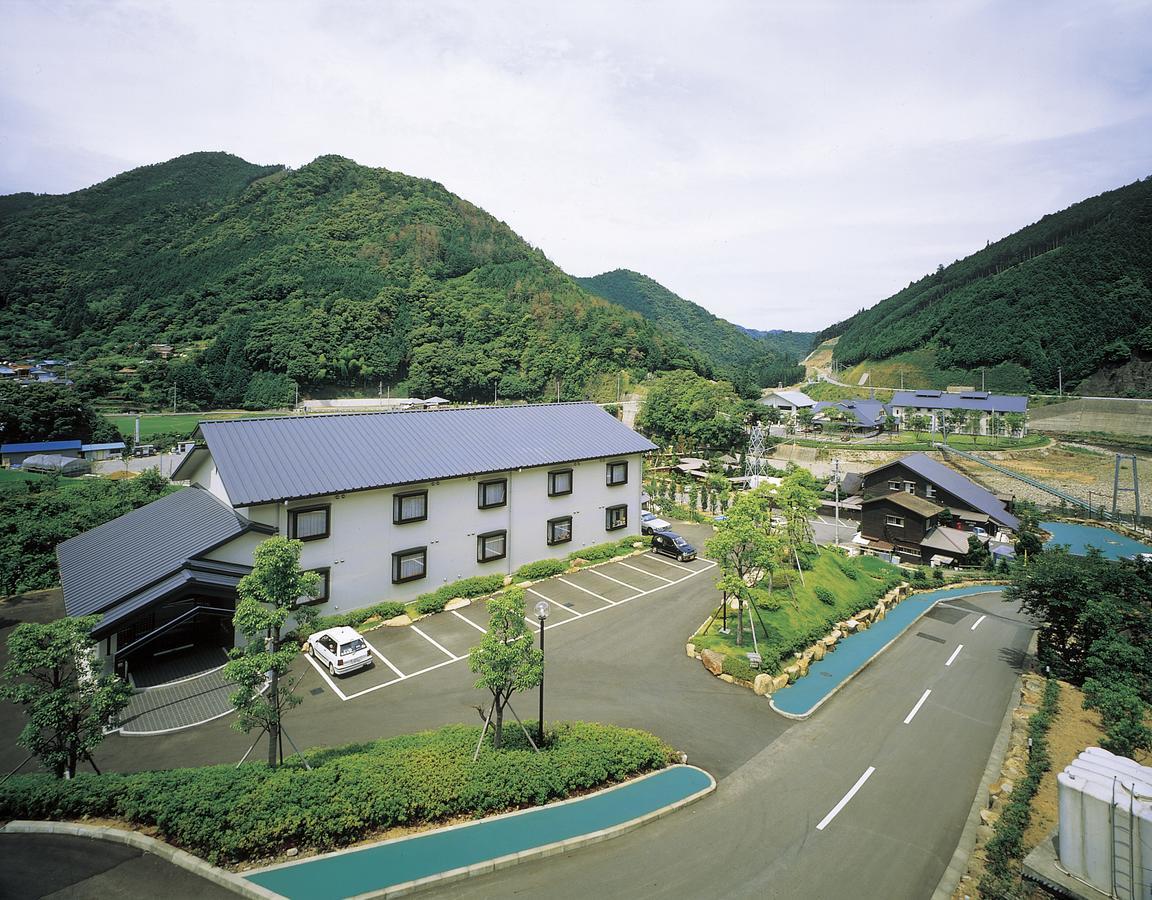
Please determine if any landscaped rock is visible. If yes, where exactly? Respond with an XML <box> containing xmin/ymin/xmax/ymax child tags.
<box><xmin>753</xmin><ymin>673</ymin><xmax>775</xmax><ymax>696</ymax></box>
<box><xmin>845</xmin><ymin>619</ymin><xmax>859</xmax><ymax>634</ymax></box>
<box><xmin>570</xmin><ymin>558</ymin><xmax>589</xmax><ymax>568</ymax></box>
<box><xmin>811</xmin><ymin>643</ymin><xmax>826</xmax><ymax>661</ymax></box>
<box><xmin>503</xmin><ymin>575</ymin><xmax>514</xmax><ymax>587</ymax></box>
<box><xmin>979</xmin><ymin>807</ymin><xmax>1000</xmax><ymax>827</ymax></box>
<box><xmin>384</xmin><ymin>613</ymin><xmax>412</xmax><ymax>627</ymax></box>
<box><xmin>719</xmin><ymin>674</ymin><xmax>735</xmax><ymax>684</ymax></box>
<box><xmin>784</xmin><ymin>664</ymin><xmax>801</xmax><ymax>683</ymax></box>
<box><xmin>444</xmin><ymin>597</ymin><xmax>471</xmax><ymax>611</ymax></box>
<box><xmin>856</xmin><ymin>608</ymin><xmax>874</xmax><ymax>624</ymax></box>
<box><xmin>701</xmin><ymin>650</ymin><xmax>725</xmax><ymax>676</ymax></box>
<box><xmin>771</xmin><ymin>673</ymin><xmax>790</xmax><ymax>692</ymax></box>
<box><xmin>632</xmin><ymin>542</ymin><xmax>644</xmax><ymax>549</ymax></box>
<box><xmin>686</xmin><ymin>643</ymin><xmax>697</xmax><ymax>658</ymax></box>
<box><xmin>797</xmin><ymin>657</ymin><xmax>809</xmax><ymax>677</ymax></box>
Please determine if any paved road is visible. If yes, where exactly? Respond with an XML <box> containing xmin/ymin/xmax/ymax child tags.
<box><xmin>0</xmin><ymin>524</ymin><xmax>1032</xmax><ymax>898</ymax></box>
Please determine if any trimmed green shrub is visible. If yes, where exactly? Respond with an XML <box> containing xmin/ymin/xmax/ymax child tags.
<box><xmin>414</xmin><ymin>593</ymin><xmax>448</xmax><ymax>615</ymax></box>
<box><xmin>0</xmin><ymin>722</ymin><xmax>674</xmax><ymax>865</ymax></box>
<box><xmin>515</xmin><ymin>559</ymin><xmax>568</xmax><ymax>580</ymax></box>
<box><xmin>316</xmin><ymin>601</ymin><xmax>406</xmax><ymax>631</ymax></box>
<box><xmin>722</xmin><ymin>655</ymin><xmax>755</xmax><ymax>682</ymax></box>
<box><xmin>568</xmin><ymin>536</ymin><xmax>641</xmax><ymax>564</ymax></box>
<box><xmin>815</xmin><ymin>587</ymin><xmax>836</xmax><ymax>606</ymax></box>
<box><xmin>933</xmin><ymin>567</ymin><xmax>945</xmax><ymax>582</ymax></box>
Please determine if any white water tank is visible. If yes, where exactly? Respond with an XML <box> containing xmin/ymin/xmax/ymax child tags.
<box><xmin>1058</xmin><ymin>747</ymin><xmax>1152</xmax><ymax>900</ymax></box>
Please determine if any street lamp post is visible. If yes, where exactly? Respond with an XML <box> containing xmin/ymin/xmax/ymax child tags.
<box><xmin>534</xmin><ymin>600</ymin><xmax>549</xmax><ymax>747</ymax></box>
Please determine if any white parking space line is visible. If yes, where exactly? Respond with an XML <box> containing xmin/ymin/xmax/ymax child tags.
<box><xmin>647</xmin><ymin>555</ymin><xmax>698</xmax><ymax>574</ymax></box>
<box><xmin>814</xmin><ymin>515</ymin><xmax>833</xmax><ymax>526</ymax></box>
<box><xmin>586</xmin><ymin>568</ymin><xmax>643</xmax><ymax>592</ymax></box>
<box><xmin>618</xmin><ymin>561</ymin><xmax>673</xmax><ymax>583</ymax></box>
<box><xmin>527</xmin><ymin>587</ymin><xmax>584</xmax><ymax>617</ymax></box>
<box><xmin>411</xmin><ymin>624</ymin><xmax>460</xmax><ymax>660</ymax></box>
<box><xmin>371</xmin><ymin>647</ymin><xmax>406</xmax><ymax>679</ymax></box>
<box><xmin>342</xmin><ymin>657</ymin><xmax>461</xmax><ymax>701</ymax></box>
<box><xmin>971</xmin><ymin>615</ymin><xmax>987</xmax><ymax>631</ymax></box>
<box><xmin>903</xmin><ymin>689</ymin><xmax>932</xmax><ymax>724</ymax></box>
<box><xmin>557</xmin><ymin>577</ymin><xmax>616</xmax><ymax>605</ymax></box>
<box><xmin>817</xmin><ymin>766</ymin><xmax>876</xmax><ymax>831</ymax></box>
<box><xmin>452</xmin><ymin>610</ymin><xmax>487</xmax><ymax>633</ymax></box>
<box><xmin>945</xmin><ymin>644</ymin><xmax>963</xmax><ymax>667</ymax></box>
<box><xmin>304</xmin><ymin>653</ymin><xmax>351</xmax><ymax>700</ymax></box>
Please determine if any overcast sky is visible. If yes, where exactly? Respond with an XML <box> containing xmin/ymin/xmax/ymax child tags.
<box><xmin>2</xmin><ymin>1</ymin><xmax>1151</xmax><ymax>331</ymax></box>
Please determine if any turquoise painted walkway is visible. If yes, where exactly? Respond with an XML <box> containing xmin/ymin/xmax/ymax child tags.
<box><xmin>1042</xmin><ymin>521</ymin><xmax>1152</xmax><ymax>560</ymax></box>
<box><xmin>244</xmin><ymin>765</ymin><xmax>713</xmax><ymax>899</ymax></box>
<box><xmin>771</xmin><ymin>585</ymin><xmax>1002</xmax><ymax>718</ymax></box>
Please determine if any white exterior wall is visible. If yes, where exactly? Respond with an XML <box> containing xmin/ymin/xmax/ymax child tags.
<box><xmin>890</xmin><ymin>406</ymin><xmax>1028</xmax><ymax>437</ymax></box>
<box><xmin>234</xmin><ymin>452</ymin><xmax>645</xmax><ymax>614</ymax></box>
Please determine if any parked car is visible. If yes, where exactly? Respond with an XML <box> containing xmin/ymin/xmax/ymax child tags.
<box><xmin>651</xmin><ymin>530</ymin><xmax>697</xmax><ymax>562</ymax></box>
<box><xmin>307</xmin><ymin>626</ymin><xmax>373</xmax><ymax>676</ymax></box>
<box><xmin>641</xmin><ymin>510</ymin><xmax>671</xmax><ymax>535</ymax></box>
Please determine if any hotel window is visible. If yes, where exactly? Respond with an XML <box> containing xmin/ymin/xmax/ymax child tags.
<box><xmin>393</xmin><ymin>490</ymin><xmax>428</xmax><ymax>524</ymax></box>
<box><xmin>885</xmin><ymin>514</ymin><xmax>905</xmax><ymax>528</ymax></box>
<box><xmin>547</xmin><ymin>516</ymin><xmax>573</xmax><ymax>545</ymax></box>
<box><xmin>297</xmin><ymin>567</ymin><xmax>330</xmax><ymax>606</ymax></box>
<box><xmin>478</xmin><ymin>479</ymin><xmax>507</xmax><ymax>509</ymax></box>
<box><xmin>392</xmin><ymin>547</ymin><xmax>427</xmax><ymax>583</ymax></box>
<box><xmin>605</xmin><ymin>505</ymin><xmax>628</xmax><ymax>531</ymax></box>
<box><xmin>548</xmin><ymin>469</ymin><xmax>573</xmax><ymax>496</ymax></box>
<box><xmin>289</xmin><ymin>505</ymin><xmax>330</xmax><ymax>541</ymax></box>
<box><xmin>477</xmin><ymin>530</ymin><xmax>507</xmax><ymax>562</ymax></box>
<box><xmin>606</xmin><ymin>460</ymin><xmax>628</xmax><ymax>486</ymax></box>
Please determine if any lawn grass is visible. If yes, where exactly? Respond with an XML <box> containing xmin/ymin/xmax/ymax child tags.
<box><xmin>0</xmin><ymin>468</ymin><xmax>90</xmax><ymax>489</ymax></box>
<box><xmin>692</xmin><ymin>549</ymin><xmax>904</xmax><ymax>675</ymax></box>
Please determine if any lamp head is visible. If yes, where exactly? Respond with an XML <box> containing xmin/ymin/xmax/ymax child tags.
<box><xmin>534</xmin><ymin>600</ymin><xmax>550</xmax><ymax>620</ymax></box>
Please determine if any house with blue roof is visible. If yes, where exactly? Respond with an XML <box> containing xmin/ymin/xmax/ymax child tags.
<box><xmin>888</xmin><ymin>390</ymin><xmax>1028</xmax><ymax>436</ymax></box>
<box><xmin>58</xmin><ymin>404</ymin><xmax>655</xmax><ymax>678</ymax></box>
<box><xmin>812</xmin><ymin>399</ymin><xmax>890</xmax><ymax>432</ymax></box>
<box><xmin>1</xmin><ymin>439</ymin><xmax>83</xmax><ymax>467</ymax></box>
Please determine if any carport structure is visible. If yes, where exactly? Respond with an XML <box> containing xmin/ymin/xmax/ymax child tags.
<box><xmin>56</xmin><ymin>487</ymin><xmax>274</xmax><ymax>688</ymax></box>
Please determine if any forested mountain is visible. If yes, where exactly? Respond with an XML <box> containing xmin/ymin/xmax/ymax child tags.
<box><xmin>0</xmin><ymin>153</ymin><xmax>719</xmax><ymax>405</ymax></box>
<box><xmin>576</xmin><ymin>269</ymin><xmax>804</xmax><ymax>390</ymax></box>
<box><xmin>736</xmin><ymin>326</ymin><xmax>817</xmax><ymax>361</ymax></box>
<box><xmin>820</xmin><ymin>177</ymin><xmax>1152</xmax><ymax>392</ymax></box>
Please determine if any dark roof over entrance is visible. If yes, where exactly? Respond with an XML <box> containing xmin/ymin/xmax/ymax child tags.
<box><xmin>57</xmin><ymin>487</ymin><xmax>270</xmax><ymax>619</ymax></box>
<box><xmin>177</xmin><ymin>402</ymin><xmax>658</xmax><ymax>507</ymax></box>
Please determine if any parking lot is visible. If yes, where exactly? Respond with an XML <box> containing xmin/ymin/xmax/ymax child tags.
<box><xmin>306</xmin><ymin>550</ymin><xmax>716</xmax><ymax>702</ymax></box>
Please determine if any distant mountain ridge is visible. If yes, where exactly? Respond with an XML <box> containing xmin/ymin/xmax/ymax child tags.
<box><xmin>0</xmin><ymin>152</ymin><xmax>722</xmax><ymax>404</ymax></box>
<box><xmin>821</xmin><ymin>177</ymin><xmax>1152</xmax><ymax>392</ymax></box>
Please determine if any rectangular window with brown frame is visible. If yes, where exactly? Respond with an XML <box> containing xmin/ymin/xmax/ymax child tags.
<box><xmin>478</xmin><ymin>479</ymin><xmax>507</xmax><ymax>509</ymax></box>
<box><xmin>606</xmin><ymin>460</ymin><xmax>628</xmax><ymax>486</ymax></box>
<box><xmin>547</xmin><ymin>516</ymin><xmax>573</xmax><ymax>545</ymax></box>
<box><xmin>289</xmin><ymin>504</ymin><xmax>330</xmax><ymax>541</ymax></box>
<box><xmin>548</xmin><ymin>468</ymin><xmax>573</xmax><ymax>496</ymax></box>
<box><xmin>605</xmin><ymin>504</ymin><xmax>627</xmax><ymax>531</ymax></box>
<box><xmin>477</xmin><ymin>530</ymin><xmax>507</xmax><ymax>562</ymax></box>
<box><xmin>392</xmin><ymin>546</ymin><xmax>427</xmax><ymax>583</ymax></box>
<box><xmin>393</xmin><ymin>490</ymin><xmax>428</xmax><ymax>524</ymax></box>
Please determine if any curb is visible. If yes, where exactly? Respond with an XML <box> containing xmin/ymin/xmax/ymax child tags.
<box><xmin>1</xmin><ymin>820</ymin><xmax>283</xmax><ymax>899</ymax></box>
<box><xmin>245</xmin><ymin>764</ymin><xmax>716</xmax><ymax>899</ymax></box>
<box><xmin>769</xmin><ymin>584</ymin><xmax>1008</xmax><ymax>720</ymax></box>
<box><xmin>931</xmin><ymin>626</ymin><xmax>1040</xmax><ymax>900</ymax></box>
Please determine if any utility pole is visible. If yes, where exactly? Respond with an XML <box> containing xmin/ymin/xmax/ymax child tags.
<box><xmin>1058</xmin><ymin>367</ymin><xmax>1063</xmax><ymax>398</ymax></box>
<box><xmin>981</xmin><ymin>368</ymin><xmax>985</xmax><ymax>391</ymax></box>
<box><xmin>900</xmin><ymin>371</ymin><xmax>905</xmax><ymax>391</ymax></box>
<box><xmin>832</xmin><ymin>457</ymin><xmax>842</xmax><ymax>547</ymax></box>
<box><xmin>172</xmin><ymin>384</ymin><xmax>177</xmax><ymax>414</ymax></box>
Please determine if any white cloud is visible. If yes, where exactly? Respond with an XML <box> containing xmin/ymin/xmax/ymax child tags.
<box><xmin>1</xmin><ymin>0</ymin><xmax>1150</xmax><ymax>330</ymax></box>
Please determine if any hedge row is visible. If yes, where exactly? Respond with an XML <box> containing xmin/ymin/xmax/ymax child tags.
<box><xmin>315</xmin><ymin>601</ymin><xmax>407</xmax><ymax>631</ymax></box>
<box><xmin>979</xmin><ymin>678</ymin><xmax>1061</xmax><ymax>899</ymax></box>
<box><xmin>411</xmin><ymin>574</ymin><xmax>507</xmax><ymax>615</ymax></box>
<box><xmin>566</xmin><ymin>535</ymin><xmax>644</xmax><ymax>564</ymax></box>
<box><xmin>0</xmin><ymin>721</ymin><xmax>674</xmax><ymax>865</ymax></box>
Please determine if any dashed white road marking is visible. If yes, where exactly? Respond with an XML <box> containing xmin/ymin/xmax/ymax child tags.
<box><xmin>618</xmin><ymin>561</ymin><xmax>674</xmax><ymax>583</ymax></box>
<box><xmin>817</xmin><ymin>766</ymin><xmax>876</xmax><ymax>831</ymax></box>
<box><xmin>971</xmin><ymin>615</ymin><xmax>987</xmax><ymax>631</ymax></box>
<box><xmin>528</xmin><ymin>587</ymin><xmax>584</xmax><ymax>617</ymax></box>
<box><xmin>945</xmin><ymin>645</ymin><xmax>963</xmax><ymax>667</ymax></box>
<box><xmin>903</xmin><ymin>689</ymin><xmax>932</xmax><ymax>725</ymax></box>
<box><xmin>452</xmin><ymin>610</ymin><xmax>487</xmax><ymax>633</ymax></box>
<box><xmin>411</xmin><ymin>624</ymin><xmax>460</xmax><ymax>660</ymax></box>
<box><xmin>557</xmin><ymin>576</ymin><xmax>616</xmax><ymax>605</ymax></box>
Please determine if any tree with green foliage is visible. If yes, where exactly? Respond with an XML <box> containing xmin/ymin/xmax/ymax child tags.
<box><xmin>1013</xmin><ymin>511</ymin><xmax>1046</xmax><ymax>561</ymax></box>
<box><xmin>796</xmin><ymin>408</ymin><xmax>814</xmax><ymax>432</ymax></box>
<box><xmin>776</xmin><ymin>466</ymin><xmax>822</xmax><ymax>561</ymax></box>
<box><xmin>225</xmin><ymin>538</ymin><xmax>320</xmax><ymax>767</ymax></box>
<box><xmin>706</xmin><ymin>487</ymin><xmax>782</xmax><ymax>646</ymax></box>
<box><xmin>468</xmin><ymin>588</ymin><xmax>543</xmax><ymax>749</ymax></box>
<box><xmin>907</xmin><ymin>413</ymin><xmax>929</xmax><ymax>440</ymax></box>
<box><xmin>0</xmin><ymin>382</ymin><xmax>120</xmax><ymax>444</ymax></box>
<box><xmin>1</xmin><ymin>616</ymin><xmax>132</xmax><ymax>778</ymax></box>
<box><xmin>965</xmin><ymin>409</ymin><xmax>983</xmax><ymax>444</ymax></box>
<box><xmin>637</xmin><ymin>370</ymin><xmax>748</xmax><ymax>454</ymax></box>
<box><xmin>1004</xmin><ymin>413</ymin><xmax>1026</xmax><ymax>437</ymax></box>
<box><xmin>964</xmin><ymin>534</ymin><xmax>991</xmax><ymax>569</ymax></box>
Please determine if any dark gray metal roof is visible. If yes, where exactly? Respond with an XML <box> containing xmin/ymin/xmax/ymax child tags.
<box><xmin>868</xmin><ymin>453</ymin><xmax>1021</xmax><ymax>530</ymax></box>
<box><xmin>91</xmin><ymin>559</ymin><xmax>252</xmax><ymax>638</ymax></box>
<box><xmin>191</xmin><ymin>402</ymin><xmax>658</xmax><ymax>507</ymax></box>
<box><xmin>58</xmin><ymin>487</ymin><xmax>266</xmax><ymax>618</ymax></box>
<box><xmin>890</xmin><ymin>390</ymin><xmax>1027</xmax><ymax>413</ymax></box>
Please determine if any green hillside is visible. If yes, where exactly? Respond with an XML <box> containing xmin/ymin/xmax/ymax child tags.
<box><xmin>821</xmin><ymin>177</ymin><xmax>1152</xmax><ymax>392</ymax></box>
<box><xmin>0</xmin><ymin>153</ymin><xmax>712</xmax><ymax>405</ymax></box>
<box><xmin>576</xmin><ymin>269</ymin><xmax>804</xmax><ymax>389</ymax></box>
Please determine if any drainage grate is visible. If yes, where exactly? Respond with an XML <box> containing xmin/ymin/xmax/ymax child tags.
<box><xmin>310</xmin><ymin>687</ymin><xmax>325</xmax><ymax>695</ymax></box>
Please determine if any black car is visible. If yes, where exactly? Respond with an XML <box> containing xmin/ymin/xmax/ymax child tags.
<box><xmin>651</xmin><ymin>530</ymin><xmax>697</xmax><ymax>562</ymax></box>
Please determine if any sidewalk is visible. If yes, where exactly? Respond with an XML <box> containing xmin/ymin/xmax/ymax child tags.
<box><xmin>244</xmin><ymin>765</ymin><xmax>715</xmax><ymax>899</ymax></box>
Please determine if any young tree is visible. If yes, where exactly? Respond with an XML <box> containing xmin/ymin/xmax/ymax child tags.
<box><xmin>776</xmin><ymin>466</ymin><xmax>822</xmax><ymax>561</ymax></box>
<box><xmin>469</xmin><ymin>588</ymin><xmax>543</xmax><ymax>749</ymax></box>
<box><xmin>908</xmin><ymin>413</ymin><xmax>930</xmax><ymax>441</ymax></box>
<box><xmin>964</xmin><ymin>534</ymin><xmax>991</xmax><ymax>569</ymax></box>
<box><xmin>706</xmin><ymin>488</ymin><xmax>781</xmax><ymax>646</ymax></box>
<box><xmin>965</xmin><ymin>410</ymin><xmax>983</xmax><ymax>444</ymax></box>
<box><xmin>796</xmin><ymin>408</ymin><xmax>815</xmax><ymax>432</ymax></box>
<box><xmin>224</xmin><ymin>537</ymin><xmax>320</xmax><ymax>767</ymax></box>
<box><xmin>2</xmin><ymin>616</ymin><xmax>132</xmax><ymax>778</ymax></box>
<box><xmin>1014</xmin><ymin>511</ymin><xmax>1046</xmax><ymax>561</ymax></box>
<box><xmin>947</xmin><ymin>408</ymin><xmax>968</xmax><ymax>440</ymax></box>
<box><xmin>1004</xmin><ymin>412</ymin><xmax>1026</xmax><ymax>437</ymax></box>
